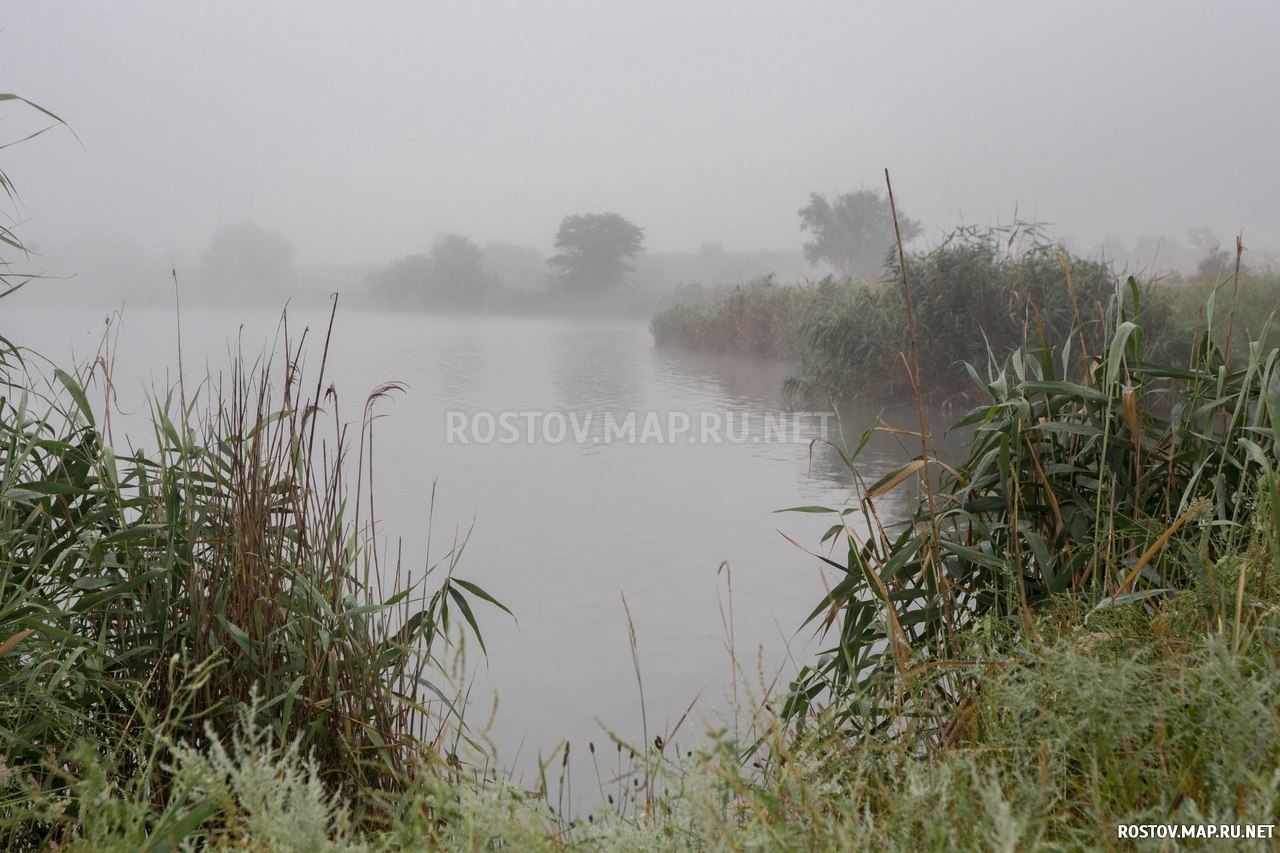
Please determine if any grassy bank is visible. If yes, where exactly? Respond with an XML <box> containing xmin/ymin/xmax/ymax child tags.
<box><xmin>649</xmin><ymin>277</ymin><xmax>815</xmax><ymax>359</ymax></box>
<box><xmin>788</xmin><ymin>225</ymin><xmax>1137</xmax><ymax>402</ymax></box>
<box><xmin>650</xmin><ymin>226</ymin><xmax>1141</xmax><ymax>403</ymax></box>
<box><xmin>6</xmin><ymin>95</ymin><xmax>1280</xmax><ymax>850</ymax></box>
<box><xmin>651</xmin><ymin>225</ymin><xmax>1280</xmax><ymax>407</ymax></box>
<box><xmin>6</xmin><ymin>274</ymin><xmax>1280</xmax><ymax>849</ymax></box>
<box><xmin>10</xmin><ymin>583</ymin><xmax>1278</xmax><ymax>850</ymax></box>
<box><xmin>0</xmin><ymin>298</ymin><xmax>511</xmax><ymax>848</ymax></box>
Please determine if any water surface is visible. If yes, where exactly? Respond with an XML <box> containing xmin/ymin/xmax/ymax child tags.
<box><xmin>7</xmin><ymin>296</ymin><xmax>920</xmax><ymax>783</ymax></box>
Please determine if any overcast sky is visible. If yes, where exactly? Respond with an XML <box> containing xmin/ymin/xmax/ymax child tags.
<box><xmin>4</xmin><ymin>1</ymin><xmax>1278</xmax><ymax>267</ymax></box>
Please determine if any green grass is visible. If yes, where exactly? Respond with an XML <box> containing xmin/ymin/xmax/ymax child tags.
<box><xmin>0</xmin><ymin>297</ymin><xmax>510</xmax><ymax>848</ymax></box>
<box><xmin>650</xmin><ymin>276</ymin><xmax>816</xmax><ymax>358</ymax></box>
<box><xmin>783</xmin><ymin>224</ymin><xmax>1162</xmax><ymax>404</ymax></box>
<box><xmin>9</xmin><ymin>571</ymin><xmax>1277</xmax><ymax>850</ymax></box>
<box><xmin>7</xmin><ymin>279</ymin><xmax>1280</xmax><ymax>850</ymax></box>
<box><xmin>6</xmin><ymin>92</ymin><xmax>1280</xmax><ymax>850</ymax></box>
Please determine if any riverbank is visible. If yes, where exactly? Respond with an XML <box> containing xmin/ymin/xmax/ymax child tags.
<box><xmin>12</xmin><ymin>586</ymin><xmax>1278</xmax><ymax>851</ymax></box>
<box><xmin>6</xmin><ymin>279</ymin><xmax>1280</xmax><ymax>849</ymax></box>
<box><xmin>651</xmin><ymin>226</ymin><xmax>1280</xmax><ymax>407</ymax></box>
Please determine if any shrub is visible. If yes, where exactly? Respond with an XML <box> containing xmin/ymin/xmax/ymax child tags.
<box><xmin>783</xmin><ymin>276</ymin><xmax>1280</xmax><ymax>748</ymax></box>
<box><xmin>650</xmin><ymin>276</ymin><xmax>814</xmax><ymax>358</ymax></box>
<box><xmin>1154</xmin><ymin>263</ymin><xmax>1280</xmax><ymax>366</ymax></box>
<box><xmin>0</xmin><ymin>306</ymin><xmax>509</xmax><ymax>847</ymax></box>
<box><xmin>785</xmin><ymin>225</ymin><xmax>1165</xmax><ymax>403</ymax></box>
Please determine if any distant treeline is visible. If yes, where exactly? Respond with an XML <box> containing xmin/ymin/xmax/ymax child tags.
<box><xmin>651</xmin><ymin>224</ymin><xmax>1280</xmax><ymax>403</ymax></box>
<box><xmin>362</xmin><ymin>234</ymin><xmax>822</xmax><ymax>317</ymax></box>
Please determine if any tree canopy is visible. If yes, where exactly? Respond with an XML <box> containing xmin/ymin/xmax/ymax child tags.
<box><xmin>799</xmin><ymin>190</ymin><xmax>921</xmax><ymax>279</ymax></box>
<box><xmin>199</xmin><ymin>222</ymin><xmax>298</xmax><ymax>296</ymax></box>
<box><xmin>481</xmin><ymin>240</ymin><xmax>546</xmax><ymax>291</ymax></box>
<box><xmin>369</xmin><ymin>233</ymin><xmax>497</xmax><ymax>308</ymax></box>
<box><xmin>547</xmin><ymin>212</ymin><xmax>644</xmax><ymax>294</ymax></box>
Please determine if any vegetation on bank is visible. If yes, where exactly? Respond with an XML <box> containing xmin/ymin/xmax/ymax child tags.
<box><xmin>649</xmin><ymin>276</ymin><xmax>815</xmax><ymax>358</ymax></box>
<box><xmin>0</xmin><ymin>298</ymin><xmax>514</xmax><ymax>848</ymax></box>
<box><xmin>8</xmin><ymin>583</ymin><xmax>1280</xmax><ymax>850</ymax></box>
<box><xmin>788</xmin><ymin>224</ymin><xmax>1141</xmax><ymax>401</ymax></box>
<box><xmin>6</xmin><ymin>292</ymin><xmax>1280</xmax><ymax>848</ymax></box>
<box><xmin>782</xmin><ymin>266</ymin><xmax>1280</xmax><ymax>721</ymax></box>
<box><xmin>651</xmin><ymin>223</ymin><xmax>1280</xmax><ymax>406</ymax></box>
<box><xmin>365</xmin><ymin>213</ymin><xmax>650</xmax><ymax>314</ymax></box>
<box><xmin>2</xmin><ymin>95</ymin><xmax>512</xmax><ymax>848</ymax></box>
<box><xmin>6</xmin><ymin>95</ymin><xmax>1280</xmax><ymax>849</ymax></box>
<box><xmin>8</xmin><ymin>254</ymin><xmax>1280</xmax><ymax>850</ymax></box>
<box><xmin>367</xmin><ymin>235</ymin><xmax>664</xmax><ymax>318</ymax></box>
<box><xmin>1160</xmin><ymin>261</ymin><xmax>1280</xmax><ymax>360</ymax></box>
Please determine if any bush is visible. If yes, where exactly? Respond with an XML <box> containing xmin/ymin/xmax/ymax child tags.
<box><xmin>1154</xmin><ymin>264</ymin><xmax>1280</xmax><ymax>367</ymax></box>
<box><xmin>0</xmin><ymin>305</ymin><xmax>508</xmax><ymax>847</ymax></box>
<box><xmin>784</xmin><ymin>276</ymin><xmax>1280</xmax><ymax>745</ymax></box>
<box><xmin>650</xmin><ymin>276</ymin><xmax>815</xmax><ymax>358</ymax></box>
<box><xmin>785</xmin><ymin>225</ymin><xmax>1168</xmax><ymax>403</ymax></box>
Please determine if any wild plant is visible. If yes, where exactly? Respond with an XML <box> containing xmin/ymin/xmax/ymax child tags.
<box><xmin>784</xmin><ymin>222</ymin><xmax>1150</xmax><ymax>404</ymax></box>
<box><xmin>0</xmin><ymin>89</ymin><xmax>515</xmax><ymax>846</ymax></box>
<box><xmin>783</xmin><ymin>231</ymin><xmax>1280</xmax><ymax>751</ymax></box>
<box><xmin>650</xmin><ymin>276</ymin><xmax>815</xmax><ymax>358</ymax></box>
<box><xmin>0</xmin><ymin>297</ymin><xmax>510</xmax><ymax>851</ymax></box>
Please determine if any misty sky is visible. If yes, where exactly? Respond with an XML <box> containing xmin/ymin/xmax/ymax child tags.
<box><xmin>4</xmin><ymin>2</ymin><xmax>1278</xmax><ymax>267</ymax></box>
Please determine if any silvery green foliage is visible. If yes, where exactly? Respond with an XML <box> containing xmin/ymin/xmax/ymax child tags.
<box><xmin>166</xmin><ymin>695</ymin><xmax>369</xmax><ymax>852</ymax></box>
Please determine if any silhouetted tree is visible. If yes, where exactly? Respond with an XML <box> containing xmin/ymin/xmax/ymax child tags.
<box><xmin>1188</xmin><ymin>227</ymin><xmax>1233</xmax><ymax>279</ymax></box>
<box><xmin>547</xmin><ymin>212</ymin><xmax>644</xmax><ymax>294</ymax></box>
<box><xmin>199</xmin><ymin>222</ymin><xmax>298</xmax><ymax>296</ymax></box>
<box><xmin>799</xmin><ymin>189</ymin><xmax>921</xmax><ymax>278</ymax></box>
<box><xmin>481</xmin><ymin>240</ymin><xmax>546</xmax><ymax>291</ymax></box>
<box><xmin>369</xmin><ymin>233</ymin><xmax>497</xmax><ymax>308</ymax></box>
<box><xmin>428</xmin><ymin>234</ymin><xmax>497</xmax><ymax>305</ymax></box>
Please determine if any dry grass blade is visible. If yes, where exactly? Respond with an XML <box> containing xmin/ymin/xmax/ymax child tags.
<box><xmin>866</xmin><ymin>458</ymin><xmax>927</xmax><ymax>499</ymax></box>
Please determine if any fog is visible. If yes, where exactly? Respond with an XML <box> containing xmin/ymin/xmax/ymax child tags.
<box><xmin>8</xmin><ymin>2</ymin><xmax>1280</xmax><ymax>801</ymax></box>
<box><xmin>5</xmin><ymin>1</ymin><xmax>1279</xmax><ymax>285</ymax></box>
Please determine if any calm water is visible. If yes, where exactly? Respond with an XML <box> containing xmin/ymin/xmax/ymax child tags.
<box><xmin>7</xmin><ymin>295</ymin><xmax>917</xmax><ymax>781</ymax></box>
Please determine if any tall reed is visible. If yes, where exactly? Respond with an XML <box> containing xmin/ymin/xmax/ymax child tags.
<box><xmin>0</xmin><ymin>301</ymin><xmax>510</xmax><ymax>846</ymax></box>
<box><xmin>784</xmin><ymin>223</ymin><xmax>1146</xmax><ymax>403</ymax></box>
<box><xmin>650</xmin><ymin>276</ymin><xmax>815</xmax><ymax>358</ymax></box>
<box><xmin>783</xmin><ymin>263</ymin><xmax>1280</xmax><ymax>750</ymax></box>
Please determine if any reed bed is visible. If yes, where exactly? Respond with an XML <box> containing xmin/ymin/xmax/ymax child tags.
<box><xmin>5</xmin><ymin>96</ymin><xmax>1280</xmax><ymax>849</ymax></box>
<box><xmin>649</xmin><ymin>277</ymin><xmax>815</xmax><ymax>358</ymax></box>
<box><xmin>0</xmin><ymin>295</ymin><xmax>509</xmax><ymax>848</ymax></box>
<box><xmin>783</xmin><ymin>224</ymin><xmax>1162</xmax><ymax>404</ymax></box>
<box><xmin>779</xmin><ymin>203</ymin><xmax>1280</xmax><ymax>750</ymax></box>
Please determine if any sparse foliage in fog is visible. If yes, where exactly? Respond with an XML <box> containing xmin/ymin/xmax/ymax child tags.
<box><xmin>481</xmin><ymin>240</ymin><xmax>546</xmax><ymax>291</ymax></box>
<box><xmin>1188</xmin><ymin>226</ymin><xmax>1234</xmax><ymax>279</ymax></box>
<box><xmin>369</xmin><ymin>233</ymin><xmax>499</xmax><ymax>308</ymax></box>
<box><xmin>547</xmin><ymin>212</ymin><xmax>644</xmax><ymax>294</ymax></box>
<box><xmin>0</xmin><ymin>93</ymin><xmax>69</xmax><ymax>298</ymax></box>
<box><xmin>427</xmin><ymin>233</ymin><xmax>498</xmax><ymax>305</ymax></box>
<box><xmin>785</xmin><ymin>224</ymin><xmax>1136</xmax><ymax>401</ymax></box>
<box><xmin>799</xmin><ymin>189</ymin><xmax>921</xmax><ymax>278</ymax></box>
<box><xmin>199</xmin><ymin>222</ymin><xmax>298</xmax><ymax>295</ymax></box>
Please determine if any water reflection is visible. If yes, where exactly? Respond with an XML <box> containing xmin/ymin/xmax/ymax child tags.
<box><xmin>649</xmin><ymin>345</ymin><xmax>793</xmax><ymax>409</ymax></box>
<box><xmin>4</xmin><ymin>302</ymin><xmax>933</xmax><ymax>813</ymax></box>
<box><xmin>551</xmin><ymin>320</ymin><xmax>645</xmax><ymax>411</ymax></box>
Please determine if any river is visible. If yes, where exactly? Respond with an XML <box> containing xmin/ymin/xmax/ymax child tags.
<box><xmin>6</xmin><ymin>292</ymin><xmax>921</xmax><ymax>791</ymax></box>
